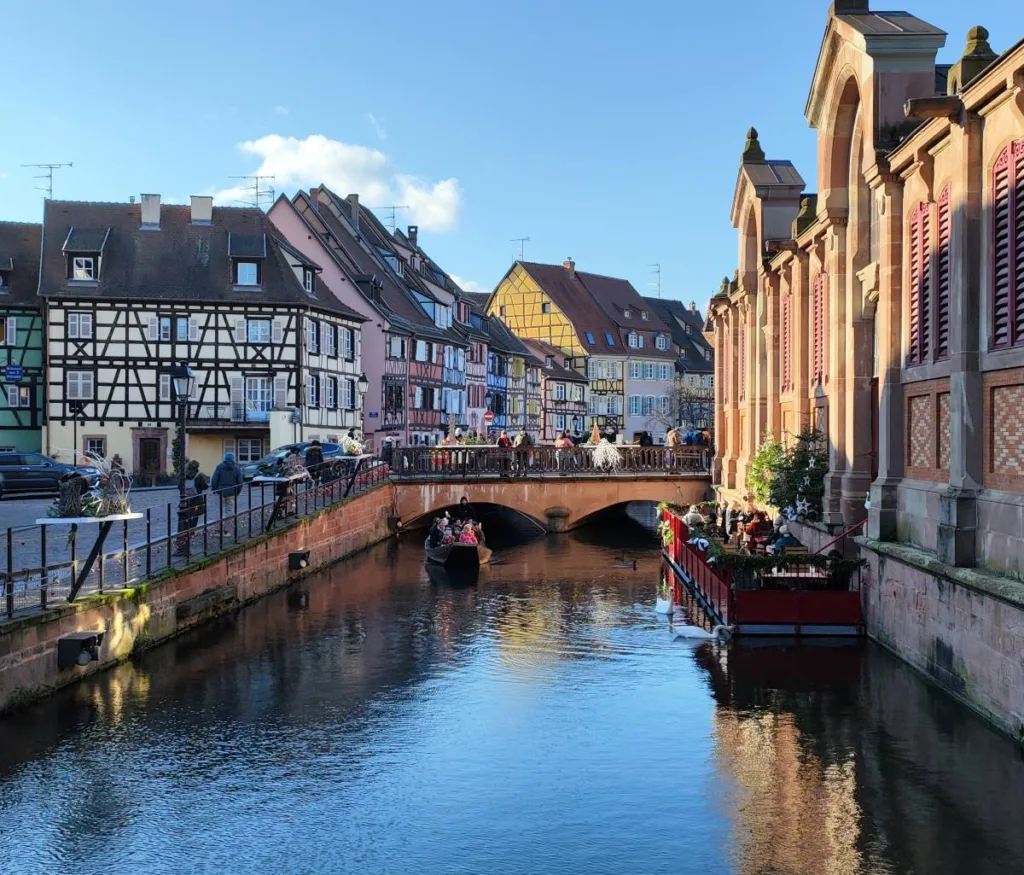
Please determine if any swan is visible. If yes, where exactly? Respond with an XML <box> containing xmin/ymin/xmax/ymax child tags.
<box><xmin>670</xmin><ymin>623</ymin><xmax>733</xmax><ymax>642</ymax></box>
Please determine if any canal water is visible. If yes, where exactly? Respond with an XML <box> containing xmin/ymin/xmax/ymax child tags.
<box><xmin>0</xmin><ymin>507</ymin><xmax>1022</xmax><ymax>875</ymax></box>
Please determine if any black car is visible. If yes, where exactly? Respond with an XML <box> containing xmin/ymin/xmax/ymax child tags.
<box><xmin>0</xmin><ymin>452</ymin><xmax>100</xmax><ymax>498</ymax></box>
<box><xmin>241</xmin><ymin>442</ymin><xmax>344</xmax><ymax>481</ymax></box>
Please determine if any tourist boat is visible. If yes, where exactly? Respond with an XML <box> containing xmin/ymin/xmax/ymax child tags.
<box><xmin>425</xmin><ymin>542</ymin><xmax>492</xmax><ymax>570</ymax></box>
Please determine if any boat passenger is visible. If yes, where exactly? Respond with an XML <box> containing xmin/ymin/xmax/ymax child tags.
<box><xmin>426</xmin><ymin>518</ymin><xmax>445</xmax><ymax>549</ymax></box>
<box><xmin>454</xmin><ymin>496</ymin><xmax>476</xmax><ymax>523</ymax></box>
<box><xmin>458</xmin><ymin>522</ymin><xmax>479</xmax><ymax>545</ymax></box>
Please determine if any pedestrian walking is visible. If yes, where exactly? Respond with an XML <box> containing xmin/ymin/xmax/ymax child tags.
<box><xmin>211</xmin><ymin>451</ymin><xmax>244</xmax><ymax>517</ymax></box>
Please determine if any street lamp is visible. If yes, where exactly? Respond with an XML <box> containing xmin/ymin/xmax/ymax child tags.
<box><xmin>356</xmin><ymin>372</ymin><xmax>369</xmax><ymax>396</ymax></box>
<box><xmin>170</xmin><ymin>362</ymin><xmax>195</xmax><ymax>553</ymax></box>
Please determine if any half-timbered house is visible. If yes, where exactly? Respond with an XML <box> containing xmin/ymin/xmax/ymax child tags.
<box><xmin>39</xmin><ymin>196</ymin><xmax>365</xmax><ymax>476</ymax></box>
<box><xmin>521</xmin><ymin>339</ymin><xmax>588</xmax><ymax>441</ymax></box>
<box><xmin>0</xmin><ymin>222</ymin><xmax>43</xmax><ymax>451</ymax></box>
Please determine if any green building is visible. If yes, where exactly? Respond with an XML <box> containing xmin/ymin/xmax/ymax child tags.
<box><xmin>0</xmin><ymin>222</ymin><xmax>43</xmax><ymax>451</ymax></box>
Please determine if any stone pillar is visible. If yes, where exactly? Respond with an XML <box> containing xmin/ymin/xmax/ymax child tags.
<box><xmin>823</xmin><ymin>219</ymin><xmax>848</xmax><ymax>525</ymax></box>
<box><xmin>868</xmin><ymin>178</ymin><xmax>905</xmax><ymax>540</ymax></box>
<box><xmin>724</xmin><ymin>309</ymin><xmax>739</xmax><ymax>489</ymax></box>
<box><xmin>712</xmin><ymin>313</ymin><xmax>726</xmax><ymax>485</ymax></box>
<box><xmin>937</xmin><ymin>113</ymin><xmax>984</xmax><ymax>566</ymax></box>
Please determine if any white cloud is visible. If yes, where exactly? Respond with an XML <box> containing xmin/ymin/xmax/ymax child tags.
<box><xmin>214</xmin><ymin>133</ymin><xmax>461</xmax><ymax>232</ymax></box>
<box><xmin>274</xmin><ymin>105</ymin><xmax>289</xmax><ymax>116</ymax></box>
<box><xmin>450</xmin><ymin>274</ymin><xmax>484</xmax><ymax>293</ymax></box>
<box><xmin>367</xmin><ymin>112</ymin><xmax>387</xmax><ymax>141</ymax></box>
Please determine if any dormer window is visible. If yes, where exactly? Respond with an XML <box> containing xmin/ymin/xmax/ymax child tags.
<box><xmin>605</xmin><ymin>332</ymin><xmax>616</xmax><ymax>347</ymax></box>
<box><xmin>0</xmin><ymin>272</ymin><xmax>7</xmax><ymax>293</ymax></box>
<box><xmin>641</xmin><ymin>310</ymin><xmax>649</xmax><ymax>320</ymax></box>
<box><xmin>685</xmin><ymin>324</ymin><xmax>692</xmax><ymax>334</ymax></box>
<box><xmin>628</xmin><ymin>333</ymin><xmax>639</xmax><ymax>349</ymax></box>
<box><xmin>236</xmin><ymin>261</ymin><xmax>259</xmax><ymax>286</ymax></box>
<box><xmin>303</xmin><ymin>269</ymin><xmax>314</xmax><ymax>294</ymax></box>
<box><xmin>73</xmin><ymin>256</ymin><xmax>95</xmax><ymax>281</ymax></box>
<box><xmin>655</xmin><ymin>335</ymin><xmax>669</xmax><ymax>351</ymax></box>
<box><xmin>585</xmin><ymin>331</ymin><xmax>595</xmax><ymax>346</ymax></box>
<box><xmin>564</xmin><ymin>358</ymin><xmax>570</xmax><ymax>369</ymax></box>
<box><xmin>383</xmin><ymin>253</ymin><xmax>404</xmax><ymax>277</ymax></box>
<box><xmin>623</xmin><ymin>308</ymin><xmax>632</xmax><ymax>319</ymax></box>
<box><xmin>545</xmin><ymin>355</ymin><xmax>554</xmax><ymax>368</ymax></box>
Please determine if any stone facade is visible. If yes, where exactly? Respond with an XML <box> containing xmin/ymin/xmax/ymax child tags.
<box><xmin>708</xmin><ymin>2</ymin><xmax>1024</xmax><ymax>735</ymax></box>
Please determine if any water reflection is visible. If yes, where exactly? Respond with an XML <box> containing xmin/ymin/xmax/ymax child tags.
<box><xmin>0</xmin><ymin>511</ymin><xmax>1021</xmax><ymax>875</ymax></box>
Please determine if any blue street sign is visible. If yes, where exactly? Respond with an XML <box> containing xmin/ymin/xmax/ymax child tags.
<box><xmin>368</xmin><ymin>411</ymin><xmax>380</xmax><ymax>418</ymax></box>
<box><xmin>4</xmin><ymin>364</ymin><xmax>24</xmax><ymax>383</ymax></box>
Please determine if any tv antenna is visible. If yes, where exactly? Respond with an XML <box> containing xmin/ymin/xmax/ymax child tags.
<box><xmin>510</xmin><ymin>236</ymin><xmax>530</xmax><ymax>261</ymax></box>
<box><xmin>648</xmin><ymin>262</ymin><xmax>662</xmax><ymax>298</ymax></box>
<box><xmin>372</xmin><ymin>205</ymin><xmax>409</xmax><ymax>233</ymax></box>
<box><xmin>230</xmin><ymin>174</ymin><xmax>276</xmax><ymax>209</ymax></box>
<box><xmin>21</xmin><ymin>162</ymin><xmax>73</xmax><ymax>199</ymax></box>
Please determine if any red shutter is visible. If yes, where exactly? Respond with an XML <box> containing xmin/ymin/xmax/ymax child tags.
<box><xmin>812</xmin><ymin>274</ymin><xmax>823</xmax><ymax>385</ymax></box>
<box><xmin>908</xmin><ymin>201</ymin><xmax>930</xmax><ymax>364</ymax></box>
<box><xmin>722</xmin><ymin>324</ymin><xmax>729</xmax><ymax>404</ymax></box>
<box><xmin>738</xmin><ymin>320</ymin><xmax>746</xmax><ymax>401</ymax></box>
<box><xmin>1014</xmin><ymin>141</ymin><xmax>1024</xmax><ymax>345</ymax></box>
<box><xmin>781</xmin><ymin>292</ymin><xmax>792</xmax><ymax>392</ymax></box>
<box><xmin>935</xmin><ymin>186</ymin><xmax>951</xmax><ymax>359</ymax></box>
<box><xmin>993</xmin><ymin>145</ymin><xmax>1013</xmax><ymax>348</ymax></box>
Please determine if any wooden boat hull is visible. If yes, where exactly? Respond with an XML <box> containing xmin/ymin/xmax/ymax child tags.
<box><xmin>425</xmin><ymin>543</ymin><xmax>492</xmax><ymax>569</ymax></box>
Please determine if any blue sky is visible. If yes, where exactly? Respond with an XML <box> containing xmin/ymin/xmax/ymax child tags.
<box><xmin>1</xmin><ymin>1</ymin><xmax>1019</xmax><ymax>309</ymax></box>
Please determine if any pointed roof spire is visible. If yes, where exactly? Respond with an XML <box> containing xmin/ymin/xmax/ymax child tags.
<box><xmin>742</xmin><ymin>127</ymin><xmax>765</xmax><ymax>163</ymax></box>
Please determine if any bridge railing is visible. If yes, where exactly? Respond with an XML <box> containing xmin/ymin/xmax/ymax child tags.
<box><xmin>387</xmin><ymin>445</ymin><xmax>709</xmax><ymax>478</ymax></box>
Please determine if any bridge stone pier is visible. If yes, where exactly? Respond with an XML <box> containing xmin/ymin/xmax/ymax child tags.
<box><xmin>392</xmin><ymin>476</ymin><xmax>710</xmax><ymax>532</ymax></box>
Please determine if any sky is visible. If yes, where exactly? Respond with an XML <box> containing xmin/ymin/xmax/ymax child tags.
<box><xmin>1</xmin><ymin>0</ymin><xmax>1021</xmax><ymax>311</ymax></box>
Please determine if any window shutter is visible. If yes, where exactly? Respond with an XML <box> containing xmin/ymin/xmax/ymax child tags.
<box><xmin>234</xmin><ymin>319</ymin><xmax>246</xmax><ymax>343</ymax></box>
<box><xmin>274</xmin><ymin>375</ymin><xmax>288</xmax><ymax>408</ymax></box>
<box><xmin>935</xmin><ymin>187</ymin><xmax>951</xmax><ymax>359</ymax></box>
<box><xmin>159</xmin><ymin>373</ymin><xmax>171</xmax><ymax>402</ymax></box>
<box><xmin>414</xmin><ymin>386</ymin><xmax>423</xmax><ymax>409</ymax></box>
<box><xmin>738</xmin><ymin>321</ymin><xmax>746</xmax><ymax>400</ymax></box>
<box><xmin>230</xmin><ymin>377</ymin><xmax>244</xmax><ymax>414</ymax></box>
<box><xmin>148</xmin><ymin>316</ymin><xmax>159</xmax><ymax>341</ymax></box>
<box><xmin>993</xmin><ymin>146</ymin><xmax>1013</xmax><ymax>348</ymax></box>
<box><xmin>4</xmin><ymin>317</ymin><xmax>15</xmax><ymax>346</ymax></box>
<box><xmin>272</xmin><ymin>320</ymin><xmax>284</xmax><ymax>344</ymax></box>
<box><xmin>83</xmin><ymin>313</ymin><xmax>93</xmax><ymax>338</ymax></box>
<box><xmin>781</xmin><ymin>292</ymin><xmax>791</xmax><ymax>391</ymax></box>
<box><xmin>189</xmin><ymin>318</ymin><xmax>199</xmax><ymax>342</ymax></box>
<box><xmin>348</xmin><ymin>379</ymin><xmax>356</xmax><ymax>410</ymax></box>
<box><xmin>812</xmin><ymin>275</ymin><xmax>824</xmax><ymax>385</ymax></box>
<box><xmin>1014</xmin><ymin>142</ymin><xmax>1024</xmax><ymax>345</ymax></box>
<box><xmin>6</xmin><ymin>386</ymin><xmax>18</xmax><ymax>407</ymax></box>
<box><xmin>909</xmin><ymin>200</ymin><xmax>931</xmax><ymax>363</ymax></box>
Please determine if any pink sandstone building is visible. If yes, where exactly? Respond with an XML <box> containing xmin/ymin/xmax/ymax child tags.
<box><xmin>711</xmin><ymin>0</ymin><xmax>1024</xmax><ymax>735</ymax></box>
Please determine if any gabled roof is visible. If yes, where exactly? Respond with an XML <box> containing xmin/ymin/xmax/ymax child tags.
<box><xmin>483</xmin><ymin>314</ymin><xmax>532</xmax><ymax>358</ymax></box>
<box><xmin>643</xmin><ymin>297</ymin><xmax>714</xmax><ymax>373</ymax></box>
<box><xmin>460</xmin><ymin>291</ymin><xmax>490</xmax><ymax>311</ymax></box>
<box><xmin>0</xmin><ymin>222</ymin><xmax>42</xmax><ymax>309</ymax></box>
<box><xmin>506</xmin><ymin>261</ymin><xmax>622</xmax><ymax>356</ymax></box>
<box><xmin>38</xmin><ymin>201</ymin><xmax>363</xmax><ymax>320</ymax></box>
<box><xmin>519</xmin><ymin>338</ymin><xmax>587</xmax><ymax>382</ymax></box>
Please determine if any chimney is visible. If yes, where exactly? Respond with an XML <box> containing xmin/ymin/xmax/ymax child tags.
<box><xmin>830</xmin><ymin>0</ymin><xmax>869</xmax><ymax>13</ymax></box>
<box><xmin>407</xmin><ymin>225</ymin><xmax>418</xmax><ymax>248</ymax></box>
<box><xmin>347</xmin><ymin>193</ymin><xmax>360</xmax><ymax>231</ymax></box>
<box><xmin>690</xmin><ymin>301</ymin><xmax>697</xmax><ymax>312</ymax></box>
<box><xmin>190</xmin><ymin>195</ymin><xmax>213</xmax><ymax>225</ymax></box>
<box><xmin>563</xmin><ymin>257</ymin><xmax>576</xmax><ymax>278</ymax></box>
<box><xmin>140</xmin><ymin>193</ymin><xmax>161</xmax><ymax>229</ymax></box>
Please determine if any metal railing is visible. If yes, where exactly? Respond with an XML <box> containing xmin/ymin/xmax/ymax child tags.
<box><xmin>388</xmin><ymin>445</ymin><xmax>710</xmax><ymax>478</ymax></box>
<box><xmin>1</xmin><ymin>456</ymin><xmax>391</xmax><ymax>620</ymax></box>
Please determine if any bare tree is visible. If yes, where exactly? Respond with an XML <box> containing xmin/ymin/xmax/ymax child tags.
<box><xmin>644</xmin><ymin>384</ymin><xmax>714</xmax><ymax>434</ymax></box>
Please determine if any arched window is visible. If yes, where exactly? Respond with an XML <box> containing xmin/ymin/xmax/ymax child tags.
<box><xmin>812</xmin><ymin>274</ymin><xmax>825</xmax><ymax>386</ymax></box>
<box><xmin>992</xmin><ymin>141</ymin><xmax>1024</xmax><ymax>348</ymax></box>
<box><xmin>781</xmin><ymin>290</ymin><xmax>792</xmax><ymax>392</ymax></box>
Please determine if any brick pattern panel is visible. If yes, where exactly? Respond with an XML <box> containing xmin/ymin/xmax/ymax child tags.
<box><xmin>983</xmin><ymin>368</ymin><xmax>1024</xmax><ymax>492</ymax></box>
<box><xmin>992</xmin><ymin>385</ymin><xmax>1024</xmax><ymax>476</ymax></box>
<box><xmin>937</xmin><ymin>393</ymin><xmax>951</xmax><ymax>471</ymax></box>
<box><xmin>904</xmin><ymin>378</ymin><xmax>950</xmax><ymax>483</ymax></box>
<box><xmin>908</xmin><ymin>395</ymin><xmax>933</xmax><ymax>469</ymax></box>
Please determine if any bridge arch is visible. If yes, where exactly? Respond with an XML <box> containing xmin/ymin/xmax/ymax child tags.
<box><xmin>392</xmin><ymin>477</ymin><xmax>709</xmax><ymax>532</ymax></box>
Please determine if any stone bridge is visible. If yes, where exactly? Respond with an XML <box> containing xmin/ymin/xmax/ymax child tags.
<box><xmin>389</xmin><ymin>446</ymin><xmax>712</xmax><ymax>531</ymax></box>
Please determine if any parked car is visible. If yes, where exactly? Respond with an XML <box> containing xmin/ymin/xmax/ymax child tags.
<box><xmin>241</xmin><ymin>442</ymin><xmax>343</xmax><ymax>481</ymax></box>
<box><xmin>0</xmin><ymin>452</ymin><xmax>100</xmax><ymax>498</ymax></box>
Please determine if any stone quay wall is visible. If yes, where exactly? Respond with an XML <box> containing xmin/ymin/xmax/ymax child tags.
<box><xmin>0</xmin><ymin>482</ymin><xmax>394</xmax><ymax>713</ymax></box>
<box><xmin>859</xmin><ymin>537</ymin><xmax>1024</xmax><ymax>742</ymax></box>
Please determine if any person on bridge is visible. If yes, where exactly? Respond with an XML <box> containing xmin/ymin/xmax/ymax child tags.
<box><xmin>211</xmin><ymin>451</ymin><xmax>244</xmax><ymax>516</ymax></box>
<box><xmin>497</xmin><ymin>430</ymin><xmax>512</xmax><ymax>449</ymax></box>
<box><xmin>639</xmin><ymin>431</ymin><xmax>654</xmax><ymax>447</ymax></box>
<box><xmin>304</xmin><ymin>440</ymin><xmax>325</xmax><ymax>483</ymax></box>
